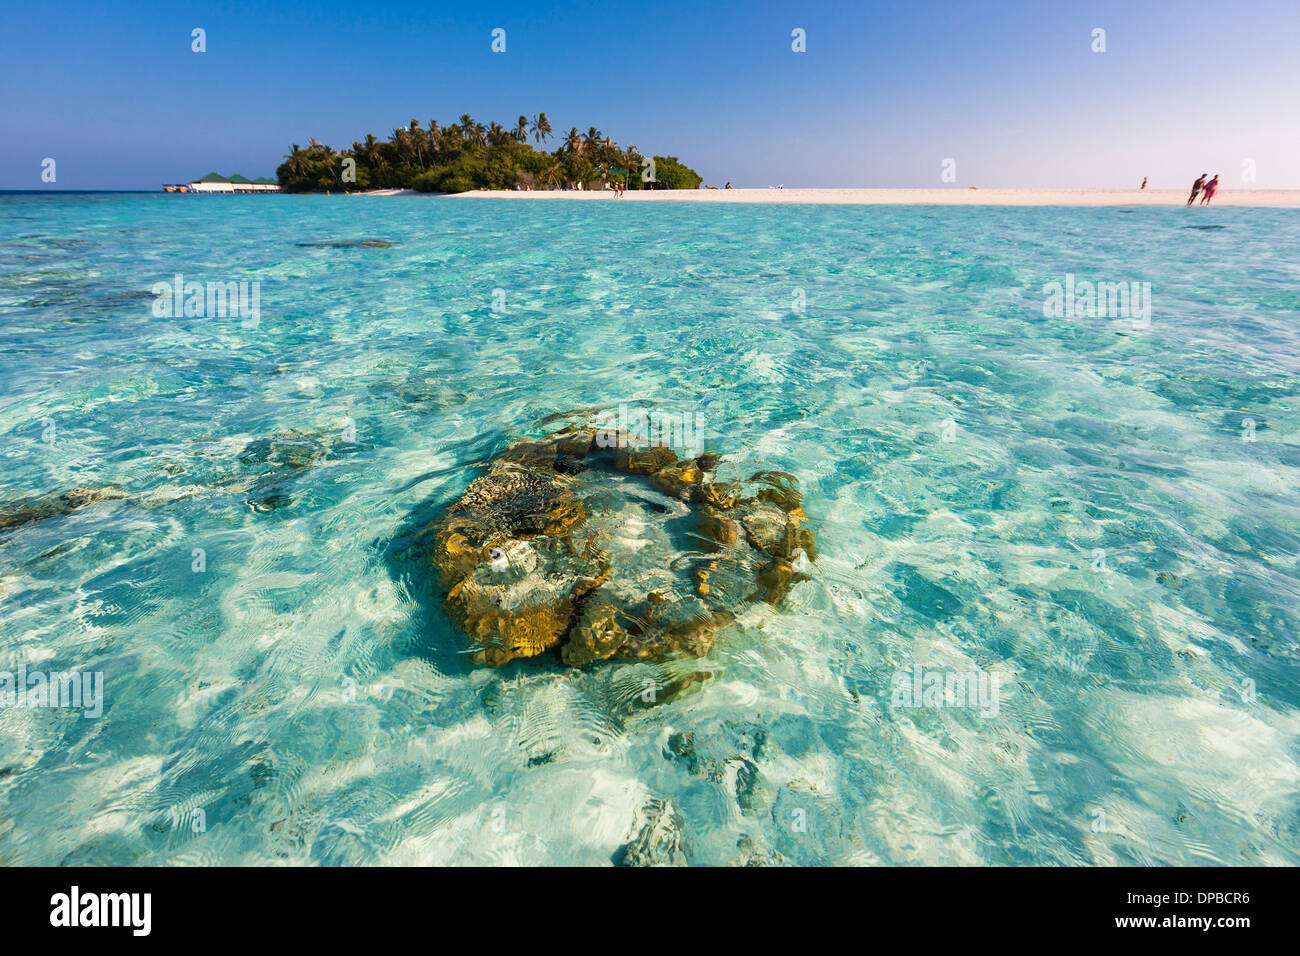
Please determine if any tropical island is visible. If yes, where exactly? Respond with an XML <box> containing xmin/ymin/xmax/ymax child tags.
<box><xmin>276</xmin><ymin>112</ymin><xmax>702</xmax><ymax>193</ymax></box>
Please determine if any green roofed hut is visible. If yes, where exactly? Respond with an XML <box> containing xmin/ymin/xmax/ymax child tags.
<box><xmin>186</xmin><ymin>172</ymin><xmax>280</xmax><ymax>193</ymax></box>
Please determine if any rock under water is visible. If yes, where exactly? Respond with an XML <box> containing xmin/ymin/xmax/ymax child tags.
<box><xmin>0</xmin><ymin>426</ymin><xmax>360</xmax><ymax>532</ymax></box>
<box><xmin>0</xmin><ymin>485</ymin><xmax>128</xmax><ymax>532</ymax></box>
<box><xmin>430</xmin><ymin>424</ymin><xmax>818</xmax><ymax>667</ymax></box>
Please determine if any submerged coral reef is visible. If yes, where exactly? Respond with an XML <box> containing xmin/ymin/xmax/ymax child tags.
<box><xmin>430</xmin><ymin>424</ymin><xmax>817</xmax><ymax>666</ymax></box>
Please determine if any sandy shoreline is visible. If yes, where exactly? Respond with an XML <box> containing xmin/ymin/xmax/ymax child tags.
<box><xmin>421</xmin><ymin>187</ymin><xmax>1300</xmax><ymax>207</ymax></box>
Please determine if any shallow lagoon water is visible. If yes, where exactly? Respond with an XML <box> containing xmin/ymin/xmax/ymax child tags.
<box><xmin>1</xmin><ymin>193</ymin><xmax>1299</xmax><ymax>865</ymax></box>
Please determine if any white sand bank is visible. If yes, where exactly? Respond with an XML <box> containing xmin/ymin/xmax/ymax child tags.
<box><xmin>442</xmin><ymin>187</ymin><xmax>1300</xmax><ymax>207</ymax></box>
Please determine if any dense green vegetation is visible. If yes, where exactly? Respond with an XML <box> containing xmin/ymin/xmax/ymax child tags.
<box><xmin>276</xmin><ymin>113</ymin><xmax>702</xmax><ymax>193</ymax></box>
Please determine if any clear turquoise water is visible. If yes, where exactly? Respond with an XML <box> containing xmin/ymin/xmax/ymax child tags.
<box><xmin>2</xmin><ymin>193</ymin><xmax>1299</xmax><ymax>865</ymax></box>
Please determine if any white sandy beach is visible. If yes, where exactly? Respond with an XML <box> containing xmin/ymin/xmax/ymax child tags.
<box><xmin>432</xmin><ymin>187</ymin><xmax>1300</xmax><ymax>207</ymax></box>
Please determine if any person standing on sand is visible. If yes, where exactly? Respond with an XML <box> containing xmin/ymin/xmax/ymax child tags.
<box><xmin>1200</xmin><ymin>174</ymin><xmax>1220</xmax><ymax>205</ymax></box>
<box><xmin>1141</xmin><ymin>177</ymin><xmax>1147</xmax><ymax>190</ymax></box>
<box><xmin>1186</xmin><ymin>173</ymin><xmax>1207</xmax><ymax>206</ymax></box>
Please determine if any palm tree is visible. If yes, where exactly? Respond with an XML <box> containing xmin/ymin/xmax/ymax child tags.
<box><xmin>564</xmin><ymin>127</ymin><xmax>582</xmax><ymax>155</ymax></box>
<box><xmin>282</xmin><ymin>145</ymin><xmax>307</xmax><ymax>179</ymax></box>
<box><xmin>409</xmin><ymin>119</ymin><xmax>425</xmax><ymax>166</ymax></box>
<box><xmin>390</xmin><ymin>126</ymin><xmax>410</xmax><ymax>165</ymax></box>
<box><xmin>488</xmin><ymin>122</ymin><xmax>510</xmax><ymax>146</ymax></box>
<box><xmin>624</xmin><ymin>144</ymin><xmax>642</xmax><ymax>188</ymax></box>
<box><xmin>317</xmin><ymin>144</ymin><xmax>341</xmax><ymax>182</ymax></box>
<box><xmin>515</xmin><ymin>115</ymin><xmax>529</xmax><ymax>142</ymax></box>
<box><xmin>532</xmin><ymin>112</ymin><xmax>552</xmax><ymax>146</ymax></box>
<box><xmin>352</xmin><ymin>133</ymin><xmax>379</xmax><ymax>169</ymax></box>
<box><xmin>542</xmin><ymin>158</ymin><xmax>563</xmax><ymax>189</ymax></box>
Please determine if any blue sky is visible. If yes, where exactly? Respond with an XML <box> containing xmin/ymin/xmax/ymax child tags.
<box><xmin>3</xmin><ymin>0</ymin><xmax>1297</xmax><ymax>189</ymax></box>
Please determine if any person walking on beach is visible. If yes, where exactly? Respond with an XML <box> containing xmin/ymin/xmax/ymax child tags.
<box><xmin>1200</xmin><ymin>174</ymin><xmax>1220</xmax><ymax>205</ymax></box>
<box><xmin>1140</xmin><ymin>177</ymin><xmax>1147</xmax><ymax>190</ymax></box>
<box><xmin>1186</xmin><ymin>173</ymin><xmax>1207</xmax><ymax>206</ymax></box>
